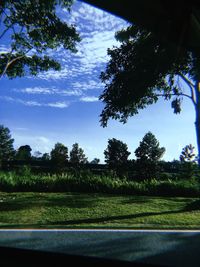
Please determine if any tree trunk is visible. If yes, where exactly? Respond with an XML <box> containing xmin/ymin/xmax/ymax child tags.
<box><xmin>195</xmin><ymin>81</ymin><xmax>200</xmax><ymax>165</ymax></box>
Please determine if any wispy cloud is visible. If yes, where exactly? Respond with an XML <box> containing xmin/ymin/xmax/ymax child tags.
<box><xmin>0</xmin><ymin>45</ymin><xmax>10</xmax><ymax>54</ymax></box>
<box><xmin>71</xmin><ymin>79</ymin><xmax>103</xmax><ymax>91</ymax></box>
<box><xmin>80</xmin><ymin>96</ymin><xmax>99</xmax><ymax>102</ymax></box>
<box><xmin>15</xmin><ymin>86</ymin><xmax>82</xmax><ymax>96</ymax></box>
<box><xmin>46</xmin><ymin>102</ymin><xmax>69</xmax><ymax>108</ymax></box>
<box><xmin>13</xmin><ymin>134</ymin><xmax>53</xmax><ymax>153</ymax></box>
<box><xmin>34</xmin><ymin>1</ymin><xmax>128</xmax><ymax>81</ymax></box>
<box><xmin>0</xmin><ymin>96</ymin><xmax>70</xmax><ymax>109</ymax></box>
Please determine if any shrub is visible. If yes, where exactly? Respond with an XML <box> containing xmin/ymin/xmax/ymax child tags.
<box><xmin>0</xmin><ymin>169</ymin><xmax>199</xmax><ymax>197</ymax></box>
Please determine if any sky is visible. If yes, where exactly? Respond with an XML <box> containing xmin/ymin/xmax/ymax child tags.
<box><xmin>0</xmin><ymin>0</ymin><xmax>197</xmax><ymax>163</ymax></box>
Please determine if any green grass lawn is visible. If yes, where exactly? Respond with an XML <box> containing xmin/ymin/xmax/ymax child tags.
<box><xmin>0</xmin><ymin>192</ymin><xmax>199</xmax><ymax>229</ymax></box>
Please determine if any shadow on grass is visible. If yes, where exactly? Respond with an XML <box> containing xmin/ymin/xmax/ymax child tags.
<box><xmin>0</xmin><ymin>193</ymin><xmax>99</xmax><ymax>212</ymax></box>
<box><xmin>184</xmin><ymin>199</ymin><xmax>200</xmax><ymax>211</ymax></box>
<box><xmin>50</xmin><ymin>209</ymin><xmax>193</xmax><ymax>226</ymax></box>
<box><xmin>50</xmin><ymin>198</ymin><xmax>200</xmax><ymax>226</ymax></box>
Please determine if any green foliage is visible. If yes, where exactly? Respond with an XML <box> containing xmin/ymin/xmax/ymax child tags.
<box><xmin>179</xmin><ymin>144</ymin><xmax>198</xmax><ymax>179</ymax></box>
<box><xmin>69</xmin><ymin>143</ymin><xmax>88</xmax><ymax>164</ymax></box>
<box><xmin>0</xmin><ymin>169</ymin><xmax>199</xmax><ymax>197</ymax></box>
<box><xmin>99</xmin><ymin>24</ymin><xmax>192</xmax><ymax>127</ymax></box>
<box><xmin>180</xmin><ymin>144</ymin><xmax>196</xmax><ymax>162</ymax></box>
<box><xmin>99</xmin><ymin>23</ymin><xmax>200</xmax><ymax>165</ymax></box>
<box><xmin>0</xmin><ymin>125</ymin><xmax>15</xmax><ymax>164</ymax></box>
<box><xmin>90</xmin><ymin>158</ymin><xmax>100</xmax><ymax>164</ymax></box>
<box><xmin>104</xmin><ymin>138</ymin><xmax>131</xmax><ymax>168</ymax></box>
<box><xmin>134</xmin><ymin>132</ymin><xmax>165</xmax><ymax>179</ymax></box>
<box><xmin>0</xmin><ymin>0</ymin><xmax>80</xmax><ymax>78</ymax></box>
<box><xmin>50</xmin><ymin>143</ymin><xmax>68</xmax><ymax>168</ymax></box>
<box><xmin>15</xmin><ymin>145</ymin><xmax>32</xmax><ymax>160</ymax></box>
<box><xmin>135</xmin><ymin>132</ymin><xmax>165</xmax><ymax>162</ymax></box>
<box><xmin>41</xmin><ymin>153</ymin><xmax>50</xmax><ymax>161</ymax></box>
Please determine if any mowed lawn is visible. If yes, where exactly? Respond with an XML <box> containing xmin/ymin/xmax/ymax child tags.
<box><xmin>0</xmin><ymin>192</ymin><xmax>199</xmax><ymax>229</ymax></box>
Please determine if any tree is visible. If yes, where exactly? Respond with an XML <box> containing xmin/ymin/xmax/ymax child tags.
<box><xmin>90</xmin><ymin>158</ymin><xmax>100</xmax><ymax>164</ymax></box>
<box><xmin>41</xmin><ymin>152</ymin><xmax>50</xmax><ymax>161</ymax></box>
<box><xmin>104</xmin><ymin>138</ymin><xmax>130</xmax><ymax>167</ymax></box>
<box><xmin>180</xmin><ymin>144</ymin><xmax>196</xmax><ymax>162</ymax></box>
<box><xmin>179</xmin><ymin>144</ymin><xmax>197</xmax><ymax>179</ymax></box>
<box><xmin>135</xmin><ymin>132</ymin><xmax>165</xmax><ymax>162</ymax></box>
<box><xmin>0</xmin><ymin>0</ymin><xmax>80</xmax><ymax>78</ymax></box>
<box><xmin>15</xmin><ymin>145</ymin><xmax>32</xmax><ymax>160</ymax></box>
<box><xmin>50</xmin><ymin>143</ymin><xmax>68</xmax><ymax>167</ymax></box>
<box><xmin>0</xmin><ymin>125</ymin><xmax>15</xmax><ymax>164</ymax></box>
<box><xmin>135</xmin><ymin>132</ymin><xmax>165</xmax><ymax>179</ymax></box>
<box><xmin>33</xmin><ymin>151</ymin><xmax>42</xmax><ymax>160</ymax></box>
<box><xmin>99</xmin><ymin>24</ymin><xmax>200</xmax><ymax>163</ymax></box>
<box><xmin>69</xmin><ymin>143</ymin><xmax>88</xmax><ymax>164</ymax></box>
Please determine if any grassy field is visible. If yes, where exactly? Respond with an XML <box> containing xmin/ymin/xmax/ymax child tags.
<box><xmin>0</xmin><ymin>192</ymin><xmax>199</xmax><ymax>229</ymax></box>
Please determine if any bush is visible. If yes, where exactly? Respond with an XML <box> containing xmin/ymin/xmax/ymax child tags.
<box><xmin>0</xmin><ymin>169</ymin><xmax>199</xmax><ymax>197</ymax></box>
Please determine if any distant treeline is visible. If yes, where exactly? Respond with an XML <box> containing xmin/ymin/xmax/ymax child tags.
<box><xmin>2</xmin><ymin>159</ymin><xmax>199</xmax><ymax>180</ymax></box>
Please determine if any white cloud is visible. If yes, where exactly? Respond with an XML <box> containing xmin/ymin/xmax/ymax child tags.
<box><xmin>24</xmin><ymin>101</ymin><xmax>42</xmax><ymax>107</ymax></box>
<box><xmin>80</xmin><ymin>96</ymin><xmax>99</xmax><ymax>102</ymax></box>
<box><xmin>0</xmin><ymin>45</ymin><xmax>10</xmax><ymax>54</ymax></box>
<box><xmin>33</xmin><ymin>2</ymin><xmax>128</xmax><ymax>81</ymax></box>
<box><xmin>15</xmin><ymin>86</ymin><xmax>82</xmax><ymax>96</ymax></box>
<box><xmin>36</xmin><ymin>67</ymin><xmax>74</xmax><ymax>80</ymax></box>
<box><xmin>19</xmin><ymin>87</ymin><xmax>54</xmax><ymax>95</ymax></box>
<box><xmin>0</xmin><ymin>96</ymin><xmax>70</xmax><ymax>109</ymax></box>
<box><xmin>13</xmin><ymin>134</ymin><xmax>53</xmax><ymax>153</ymax></box>
<box><xmin>71</xmin><ymin>80</ymin><xmax>103</xmax><ymax>91</ymax></box>
<box><xmin>36</xmin><ymin>136</ymin><xmax>50</xmax><ymax>144</ymax></box>
<box><xmin>46</xmin><ymin>102</ymin><xmax>70</xmax><ymax>108</ymax></box>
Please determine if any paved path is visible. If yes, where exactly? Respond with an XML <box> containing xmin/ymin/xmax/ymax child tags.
<box><xmin>0</xmin><ymin>230</ymin><xmax>199</xmax><ymax>266</ymax></box>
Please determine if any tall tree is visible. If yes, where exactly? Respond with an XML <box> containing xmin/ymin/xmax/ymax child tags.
<box><xmin>15</xmin><ymin>145</ymin><xmax>32</xmax><ymax>160</ymax></box>
<box><xmin>50</xmin><ymin>142</ymin><xmax>68</xmax><ymax>167</ymax></box>
<box><xmin>179</xmin><ymin>144</ymin><xmax>197</xmax><ymax>179</ymax></box>
<box><xmin>135</xmin><ymin>132</ymin><xmax>165</xmax><ymax>179</ymax></box>
<box><xmin>0</xmin><ymin>0</ymin><xmax>80</xmax><ymax>78</ymax></box>
<box><xmin>99</xmin><ymin>24</ymin><xmax>200</xmax><ymax>163</ymax></box>
<box><xmin>104</xmin><ymin>138</ymin><xmax>130</xmax><ymax>167</ymax></box>
<box><xmin>0</xmin><ymin>125</ymin><xmax>15</xmax><ymax>164</ymax></box>
<box><xmin>69</xmin><ymin>143</ymin><xmax>88</xmax><ymax>164</ymax></box>
<box><xmin>135</xmin><ymin>132</ymin><xmax>165</xmax><ymax>162</ymax></box>
<box><xmin>180</xmin><ymin>144</ymin><xmax>196</xmax><ymax>163</ymax></box>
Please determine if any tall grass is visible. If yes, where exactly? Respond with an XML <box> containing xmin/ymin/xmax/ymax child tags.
<box><xmin>0</xmin><ymin>168</ymin><xmax>199</xmax><ymax>196</ymax></box>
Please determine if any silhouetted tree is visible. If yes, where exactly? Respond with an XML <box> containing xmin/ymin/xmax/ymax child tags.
<box><xmin>180</xmin><ymin>144</ymin><xmax>198</xmax><ymax>179</ymax></box>
<box><xmin>0</xmin><ymin>125</ymin><xmax>15</xmax><ymax>165</ymax></box>
<box><xmin>41</xmin><ymin>153</ymin><xmax>50</xmax><ymax>161</ymax></box>
<box><xmin>135</xmin><ymin>132</ymin><xmax>165</xmax><ymax>162</ymax></box>
<box><xmin>50</xmin><ymin>143</ymin><xmax>68</xmax><ymax>167</ymax></box>
<box><xmin>104</xmin><ymin>138</ymin><xmax>131</xmax><ymax>170</ymax></box>
<box><xmin>135</xmin><ymin>132</ymin><xmax>165</xmax><ymax>179</ymax></box>
<box><xmin>33</xmin><ymin>151</ymin><xmax>42</xmax><ymax>160</ymax></box>
<box><xmin>90</xmin><ymin>158</ymin><xmax>100</xmax><ymax>164</ymax></box>
<box><xmin>0</xmin><ymin>0</ymin><xmax>80</xmax><ymax>78</ymax></box>
<box><xmin>15</xmin><ymin>145</ymin><xmax>32</xmax><ymax>160</ymax></box>
<box><xmin>69</xmin><ymin>143</ymin><xmax>88</xmax><ymax>164</ymax></box>
<box><xmin>99</xmin><ymin>24</ymin><xmax>200</xmax><ymax>164</ymax></box>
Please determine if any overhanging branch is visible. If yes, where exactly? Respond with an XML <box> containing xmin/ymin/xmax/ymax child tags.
<box><xmin>156</xmin><ymin>92</ymin><xmax>196</xmax><ymax>106</ymax></box>
<box><xmin>179</xmin><ymin>73</ymin><xmax>196</xmax><ymax>104</ymax></box>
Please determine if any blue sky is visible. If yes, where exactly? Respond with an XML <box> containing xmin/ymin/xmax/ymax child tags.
<box><xmin>0</xmin><ymin>0</ymin><xmax>197</xmax><ymax>162</ymax></box>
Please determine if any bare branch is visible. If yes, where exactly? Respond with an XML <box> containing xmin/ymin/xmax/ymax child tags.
<box><xmin>156</xmin><ymin>92</ymin><xmax>195</xmax><ymax>106</ymax></box>
<box><xmin>0</xmin><ymin>46</ymin><xmax>32</xmax><ymax>79</ymax></box>
<box><xmin>179</xmin><ymin>73</ymin><xmax>196</xmax><ymax>104</ymax></box>
<box><xmin>0</xmin><ymin>24</ymin><xmax>13</xmax><ymax>39</ymax></box>
<box><xmin>0</xmin><ymin>55</ymin><xmax>25</xmax><ymax>79</ymax></box>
